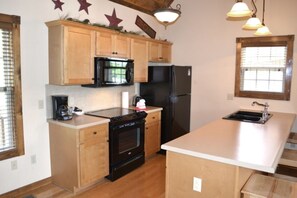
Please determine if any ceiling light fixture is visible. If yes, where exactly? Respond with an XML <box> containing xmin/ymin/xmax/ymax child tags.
<box><xmin>154</xmin><ymin>4</ymin><xmax>181</xmax><ymax>27</ymax></box>
<box><xmin>227</xmin><ymin>0</ymin><xmax>252</xmax><ymax>18</ymax></box>
<box><xmin>254</xmin><ymin>0</ymin><xmax>272</xmax><ymax>36</ymax></box>
<box><xmin>242</xmin><ymin>0</ymin><xmax>262</xmax><ymax>30</ymax></box>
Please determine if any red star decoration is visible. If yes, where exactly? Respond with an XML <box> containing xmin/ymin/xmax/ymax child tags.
<box><xmin>105</xmin><ymin>9</ymin><xmax>123</xmax><ymax>27</ymax></box>
<box><xmin>52</xmin><ymin>0</ymin><xmax>64</xmax><ymax>11</ymax></box>
<box><xmin>78</xmin><ymin>0</ymin><xmax>92</xmax><ymax>14</ymax></box>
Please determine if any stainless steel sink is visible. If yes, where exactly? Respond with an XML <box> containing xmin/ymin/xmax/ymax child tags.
<box><xmin>223</xmin><ymin>110</ymin><xmax>272</xmax><ymax>124</ymax></box>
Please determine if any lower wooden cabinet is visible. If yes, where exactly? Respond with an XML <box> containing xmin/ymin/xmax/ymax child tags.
<box><xmin>145</xmin><ymin>111</ymin><xmax>161</xmax><ymax>158</ymax></box>
<box><xmin>49</xmin><ymin>123</ymin><xmax>109</xmax><ymax>193</ymax></box>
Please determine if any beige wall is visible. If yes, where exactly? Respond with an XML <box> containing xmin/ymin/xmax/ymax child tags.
<box><xmin>0</xmin><ymin>0</ymin><xmax>296</xmax><ymax>194</ymax></box>
<box><xmin>166</xmin><ymin>0</ymin><xmax>297</xmax><ymax>129</ymax></box>
<box><xmin>0</xmin><ymin>0</ymin><xmax>165</xmax><ymax>194</ymax></box>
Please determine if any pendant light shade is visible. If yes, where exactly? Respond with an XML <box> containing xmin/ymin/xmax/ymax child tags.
<box><xmin>254</xmin><ymin>0</ymin><xmax>272</xmax><ymax>36</ymax></box>
<box><xmin>254</xmin><ymin>25</ymin><xmax>272</xmax><ymax>36</ymax></box>
<box><xmin>227</xmin><ymin>1</ymin><xmax>252</xmax><ymax>17</ymax></box>
<box><xmin>243</xmin><ymin>15</ymin><xmax>262</xmax><ymax>30</ymax></box>
<box><xmin>154</xmin><ymin>4</ymin><xmax>181</xmax><ymax>24</ymax></box>
<box><xmin>242</xmin><ymin>0</ymin><xmax>262</xmax><ymax>30</ymax></box>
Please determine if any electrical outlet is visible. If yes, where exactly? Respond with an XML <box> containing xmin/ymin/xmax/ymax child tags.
<box><xmin>31</xmin><ymin>155</ymin><xmax>37</xmax><ymax>164</ymax></box>
<box><xmin>193</xmin><ymin>177</ymin><xmax>202</xmax><ymax>192</ymax></box>
<box><xmin>227</xmin><ymin>93</ymin><xmax>234</xmax><ymax>100</ymax></box>
<box><xmin>11</xmin><ymin>160</ymin><xmax>17</xmax><ymax>170</ymax></box>
<box><xmin>38</xmin><ymin>100</ymin><xmax>44</xmax><ymax>109</ymax></box>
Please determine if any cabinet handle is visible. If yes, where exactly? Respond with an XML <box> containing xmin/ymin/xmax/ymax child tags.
<box><xmin>93</xmin><ymin>131</ymin><xmax>97</xmax><ymax>135</ymax></box>
<box><xmin>152</xmin><ymin>116</ymin><xmax>155</xmax><ymax>119</ymax></box>
<box><xmin>146</xmin><ymin>127</ymin><xmax>148</xmax><ymax>130</ymax></box>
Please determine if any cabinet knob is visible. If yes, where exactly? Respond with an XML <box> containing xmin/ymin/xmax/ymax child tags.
<box><xmin>93</xmin><ymin>131</ymin><xmax>97</xmax><ymax>135</ymax></box>
<box><xmin>146</xmin><ymin>127</ymin><xmax>148</xmax><ymax>130</ymax></box>
<box><xmin>152</xmin><ymin>117</ymin><xmax>155</xmax><ymax>119</ymax></box>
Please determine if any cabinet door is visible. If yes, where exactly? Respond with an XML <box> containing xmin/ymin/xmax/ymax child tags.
<box><xmin>161</xmin><ymin>43</ymin><xmax>172</xmax><ymax>63</ymax></box>
<box><xmin>114</xmin><ymin>35</ymin><xmax>130</xmax><ymax>58</ymax></box>
<box><xmin>95</xmin><ymin>31</ymin><xmax>130</xmax><ymax>58</ymax></box>
<box><xmin>79</xmin><ymin>124</ymin><xmax>109</xmax><ymax>186</ymax></box>
<box><xmin>148</xmin><ymin>41</ymin><xmax>161</xmax><ymax>62</ymax></box>
<box><xmin>145</xmin><ymin>111</ymin><xmax>161</xmax><ymax>158</ymax></box>
<box><xmin>64</xmin><ymin>26</ymin><xmax>95</xmax><ymax>84</ymax></box>
<box><xmin>145</xmin><ymin>121</ymin><xmax>161</xmax><ymax>158</ymax></box>
<box><xmin>131</xmin><ymin>38</ymin><xmax>148</xmax><ymax>82</ymax></box>
<box><xmin>95</xmin><ymin>31</ymin><xmax>113</xmax><ymax>56</ymax></box>
<box><xmin>149</xmin><ymin>41</ymin><xmax>172</xmax><ymax>63</ymax></box>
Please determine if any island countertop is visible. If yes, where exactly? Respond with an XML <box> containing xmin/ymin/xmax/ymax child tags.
<box><xmin>161</xmin><ymin>111</ymin><xmax>296</xmax><ymax>173</ymax></box>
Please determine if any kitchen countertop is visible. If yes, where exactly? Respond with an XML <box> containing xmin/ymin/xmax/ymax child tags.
<box><xmin>161</xmin><ymin>111</ymin><xmax>296</xmax><ymax>173</ymax></box>
<box><xmin>47</xmin><ymin>106</ymin><xmax>162</xmax><ymax>129</ymax></box>
<box><xmin>48</xmin><ymin>115</ymin><xmax>110</xmax><ymax>129</ymax></box>
<box><xmin>130</xmin><ymin>106</ymin><xmax>163</xmax><ymax>113</ymax></box>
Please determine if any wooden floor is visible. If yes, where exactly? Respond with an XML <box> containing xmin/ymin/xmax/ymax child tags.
<box><xmin>14</xmin><ymin>154</ymin><xmax>166</xmax><ymax>198</ymax></box>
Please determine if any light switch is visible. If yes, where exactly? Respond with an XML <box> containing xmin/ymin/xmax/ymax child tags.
<box><xmin>193</xmin><ymin>177</ymin><xmax>202</xmax><ymax>192</ymax></box>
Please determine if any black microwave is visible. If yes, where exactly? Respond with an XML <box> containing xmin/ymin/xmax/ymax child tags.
<box><xmin>82</xmin><ymin>57</ymin><xmax>134</xmax><ymax>87</ymax></box>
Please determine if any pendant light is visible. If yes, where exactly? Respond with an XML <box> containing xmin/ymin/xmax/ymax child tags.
<box><xmin>242</xmin><ymin>0</ymin><xmax>262</xmax><ymax>30</ymax></box>
<box><xmin>154</xmin><ymin>4</ymin><xmax>181</xmax><ymax>25</ymax></box>
<box><xmin>254</xmin><ymin>0</ymin><xmax>272</xmax><ymax>36</ymax></box>
<box><xmin>227</xmin><ymin>0</ymin><xmax>252</xmax><ymax>18</ymax></box>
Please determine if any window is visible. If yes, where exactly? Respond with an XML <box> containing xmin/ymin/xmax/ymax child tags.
<box><xmin>235</xmin><ymin>35</ymin><xmax>294</xmax><ymax>100</ymax></box>
<box><xmin>0</xmin><ymin>13</ymin><xmax>24</xmax><ymax>160</ymax></box>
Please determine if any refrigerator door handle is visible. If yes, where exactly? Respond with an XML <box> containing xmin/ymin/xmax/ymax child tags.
<box><xmin>172</xmin><ymin>67</ymin><xmax>176</xmax><ymax>96</ymax></box>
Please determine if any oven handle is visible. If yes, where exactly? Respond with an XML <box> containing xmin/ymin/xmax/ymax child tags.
<box><xmin>110</xmin><ymin>119</ymin><xmax>145</xmax><ymax>131</ymax></box>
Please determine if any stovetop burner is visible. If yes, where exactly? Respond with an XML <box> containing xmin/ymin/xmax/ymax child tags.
<box><xmin>85</xmin><ymin>107</ymin><xmax>147</xmax><ymax>124</ymax></box>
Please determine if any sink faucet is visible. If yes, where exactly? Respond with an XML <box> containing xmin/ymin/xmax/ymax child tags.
<box><xmin>251</xmin><ymin>101</ymin><xmax>269</xmax><ymax>121</ymax></box>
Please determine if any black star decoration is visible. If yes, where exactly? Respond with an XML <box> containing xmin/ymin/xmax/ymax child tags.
<box><xmin>52</xmin><ymin>0</ymin><xmax>64</xmax><ymax>11</ymax></box>
<box><xmin>105</xmin><ymin>9</ymin><xmax>123</xmax><ymax>27</ymax></box>
<box><xmin>78</xmin><ymin>0</ymin><xmax>92</xmax><ymax>14</ymax></box>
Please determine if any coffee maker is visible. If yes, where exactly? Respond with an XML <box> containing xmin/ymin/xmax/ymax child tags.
<box><xmin>52</xmin><ymin>95</ymin><xmax>73</xmax><ymax>120</ymax></box>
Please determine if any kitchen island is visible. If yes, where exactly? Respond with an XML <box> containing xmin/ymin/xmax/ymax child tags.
<box><xmin>161</xmin><ymin>111</ymin><xmax>296</xmax><ymax>198</ymax></box>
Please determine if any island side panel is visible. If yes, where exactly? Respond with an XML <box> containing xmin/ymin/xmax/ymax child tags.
<box><xmin>165</xmin><ymin>151</ymin><xmax>255</xmax><ymax>198</ymax></box>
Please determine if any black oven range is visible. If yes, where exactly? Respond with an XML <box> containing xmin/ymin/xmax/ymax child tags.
<box><xmin>85</xmin><ymin>107</ymin><xmax>147</xmax><ymax>181</ymax></box>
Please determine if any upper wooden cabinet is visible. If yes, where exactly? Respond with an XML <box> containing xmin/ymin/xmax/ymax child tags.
<box><xmin>95</xmin><ymin>31</ymin><xmax>130</xmax><ymax>58</ymax></box>
<box><xmin>46</xmin><ymin>21</ymin><xmax>95</xmax><ymax>85</ymax></box>
<box><xmin>46</xmin><ymin>20</ymin><xmax>172</xmax><ymax>85</ymax></box>
<box><xmin>131</xmin><ymin>38</ymin><xmax>149</xmax><ymax>82</ymax></box>
<box><xmin>149</xmin><ymin>41</ymin><xmax>172</xmax><ymax>63</ymax></box>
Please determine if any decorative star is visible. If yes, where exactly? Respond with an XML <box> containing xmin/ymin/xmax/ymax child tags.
<box><xmin>52</xmin><ymin>0</ymin><xmax>64</xmax><ymax>11</ymax></box>
<box><xmin>105</xmin><ymin>9</ymin><xmax>123</xmax><ymax>27</ymax></box>
<box><xmin>78</xmin><ymin>0</ymin><xmax>92</xmax><ymax>14</ymax></box>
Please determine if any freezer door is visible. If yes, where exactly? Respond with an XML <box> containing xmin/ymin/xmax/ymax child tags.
<box><xmin>172</xmin><ymin>66</ymin><xmax>192</xmax><ymax>95</ymax></box>
<box><xmin>170</xmin><ymin>94</ymin><xmax>191</xmax><ymax>140</ymax></box>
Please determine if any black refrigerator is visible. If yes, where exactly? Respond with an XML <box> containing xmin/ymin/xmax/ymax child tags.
<box><xmin>140</xmin><ymin>65</ymin><xmax>191</xmax><ymax>145</ymax></box>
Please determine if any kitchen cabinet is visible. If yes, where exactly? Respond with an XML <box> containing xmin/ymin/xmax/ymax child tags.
<box><xmin>149</xmin><ymin>41</ymin><xmax>172</xmax><ymax>63</ymax></box>
<box><xmin>95</xmin><ymin>31</ymin><xmax>130</xmax><ymax>58</ymax></box>
<box><xmin>46</xmin><ymin>20</ymin><xmax>172</xmax><ymax>85</ymax></box>
<box><xmin>131</xmin><ymin>38</ymin><xmax>149</xmax><ymax>82</ymax></box>
<box><xmin>49</xmin><ymin>122</ymin><xmax>109</xmax><ymax>193</ymax></box>
<box><xmin>46</xmin><ymin>21</ymin><xmax>95</xmax><ymax>85</ymax></box>
<box><xmin>145</xmin><ymin>111</ymin><xmax>161</xmax><ymax>158</ymax></box>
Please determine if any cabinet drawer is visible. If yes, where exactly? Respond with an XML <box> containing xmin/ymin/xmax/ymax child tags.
<box><xmin>79</xmin><ymin>124</ymin><xmax>108</xmax><ymax>144</ymax></box>
<box><xmin>146</xmin><ymin>111</ymin><xmax>161</xmax><ymax>124</ymax></box>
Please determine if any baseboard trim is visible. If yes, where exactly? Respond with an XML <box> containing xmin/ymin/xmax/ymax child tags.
<box><xmin>0</xmin><ymin>177</ymin><xmax>52</xmax><ymax>198</ymax></box>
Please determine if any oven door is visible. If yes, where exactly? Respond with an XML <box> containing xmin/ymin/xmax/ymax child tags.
<box><xmin>109</xmin><ymin>119</ymin><xmax>145</xmax><ymax>165</ymax></box>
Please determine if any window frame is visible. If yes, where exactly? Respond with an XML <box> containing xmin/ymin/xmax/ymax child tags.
<box><xmin>0</xmin><ymin>13</ymin><xmax>24</xmax><ymax>160</ymax></box>
<box><xmin>235</xmin><ymin>35</ymin><xmax>294</xmax><ymax>100</ymax></box>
